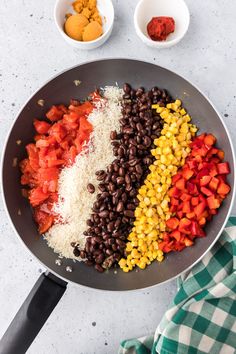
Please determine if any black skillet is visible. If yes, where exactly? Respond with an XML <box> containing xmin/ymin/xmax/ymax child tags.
<box><xmin>1</xmin><ymin>59</ymin><xmax>235</xmax><ymax>354</ymax></box>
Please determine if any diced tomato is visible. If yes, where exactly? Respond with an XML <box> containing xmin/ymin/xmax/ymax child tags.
<box><xmin>34</xmin><ymin>208</ymin><xmax>54</xmax><ymax>234</ymax></box>
<box><xmin>217</xmin><ymin>162</ymin><xmax>230</xmax><ymax>174</ymax></box>
<box><xmin>46</xmin><ymin>105</ymin><xmax>65</xmax><ymax>121</ymax></box>
<box><xmin>34</xmin><ymin>120</ymin><xmax>51</xmax><ymax>134</ymax></box>
<box><xmin>26</xmin><ymin>144</ymin><xmax>40</xmax><ymax>171</ymax></box>
<box><xmin>20</xmin><ymin>95</ymin><xmax>96</xmax><ymax>233</ymax></box>
<box><xmin>69</xmin><ymin>101</ymin><xmax>93</xmax><ymax>116</ymax></box>
<box><xmin>29</xmin><ymin>187</ymin><xmax>49</xmax><ymax>207</ymax></box>
<box><xmin>49</xmin><ymin>122</ymin><xmax>67</xmax><ymax>143</ymax></box>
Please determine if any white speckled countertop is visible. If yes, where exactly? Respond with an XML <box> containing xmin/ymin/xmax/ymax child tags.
<box><xmin>0</xmin><ymin>0</ymin><xmax>236</xmax><ymax>353</ymax></box>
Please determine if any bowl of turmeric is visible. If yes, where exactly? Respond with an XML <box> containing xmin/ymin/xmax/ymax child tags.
<box><xmin>54</xmin><ymin>0</ymin><xmax>114</xmax><ymax>50</ymax></box>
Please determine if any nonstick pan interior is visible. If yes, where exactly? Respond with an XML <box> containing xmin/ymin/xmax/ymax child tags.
<box><xmin>2</xmin><ymin>59</ymin><xmax>235</xmax><ymax>290</ymax></box>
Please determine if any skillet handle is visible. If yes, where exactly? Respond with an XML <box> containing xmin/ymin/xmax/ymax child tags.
<box><xmin>0</xmin><ymin>272</ymin><xmax>67</xmax><ymax>354</ymax></box>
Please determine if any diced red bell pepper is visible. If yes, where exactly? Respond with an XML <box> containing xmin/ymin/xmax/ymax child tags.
<box><xmin>182</xmin><ymin>201</ymin><xmax>191</xmax><ymax>214</ymax></box>
<box><xmin>187</xmin><ymin>182</ymin><xmax>198</xmax><ymax>195</ymax></box>
<box><xmin>204</xmin><ymin>134</ymin><xmax>216</xmax><ymax>146</ymax></box>
<box><xmin>177</xmin><ymin>211</ymin><xmax>184</xmax><ymax>219</ymax></box>
<box><xmin>169</xmin><ymin>187</ymin><xmax>181</xmax><ymax>198</ymax></box>
<box><xmin>188</xmin><ymin>159</ymin><xmax>198</xmax><ymax>170</ymax></box>
<box><xmin>194</xmin><ymin>201</ymin><xmax>206</xmax><ymax>218</ymax></box>
<box><xmin>209</xmin><ymin>208</ymin><xmax>218</xmax><ymax>215</ymax></box>
<box><xmin>217</xmin><ymin>183</ymin><xmax>231</xmax><ymax>195</ymax></box>
<box><xmin>172</xmin><ymin>173</ymin><xmax>182</xmax><ymax>184</ymax></box>
<box><xmin>191</xmin><ymin>197</ymin><xmax>199</xmax><ymax>206</ymax></box>
<box><xmin>178</xmin><ymin>218</ymin><xmax>192</xmax><ymax>233</ymax></box>
<box><xmin>199</xmin><ymin>217</ymin><xmax>206</xmax><ymax>226</ymax></box>
<box><xmin>200</xmin><ymin>175</ymin><xmax>211</xmax><ymax>186</ymax></box>
<box><xmin>200</xmin><ymin>186</ymin><xmax>213</xmax><ymax>197</ymax></box>
<box><xmin>191</xmin><ymin>221</ymin><xmax>205</xmax><ymax>237</ymax></box>
<box><xmin>207</xmin><ymin>196</ymin><xmax>220</xmax><ymax>209</ymax></box>
<box><xmin>171</xmin><ymin>197</ymin><xmax>179</xmax><ymax>206</ymax></box>
<box><xmin>171</xmin><ymin>230</ymin><xmax>181</xmax><ymax>242</ymax></box>
<box><xmin>209</xmin><ymin>177</ymin><xmax>219</xmax><ymax>191</ymax></box>
<box><xmin>186</xmin><ymin>212</ymin><xmax>195</xmax><ymax>219</ymax></box>
<box><xmin>176</xmin><ymin>178</ymin><xmax>186</xmax><ymax>190</ymax></box>
<box><xmin>217</xmin><ymin>162</ymin><xmax>230</xmax><ymax>174</ymax></box>
<box><xmin>184</xmin><ymin>237</ymin><xmax>194</xmax><ymax>247</ymax></box>
<box><xmin>217</xmin><ymin>150</ymin><xmax>225</xmax><ymax>160</ymax></box>
<box><xmin>180</xmin><ymin>193</ymin><xmax>191</xmax><ymax>202</ymax></box>
<box><xmin>182</xmin><ymin>168</ymin><xmax>194</xmax><ymax>180</ymax></box>
<box><xmin>166</xmin><ymin>217</ymin><xmax>179</xmax><ymax>230</ymax></box>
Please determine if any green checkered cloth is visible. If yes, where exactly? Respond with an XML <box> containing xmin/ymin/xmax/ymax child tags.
<box><xmin>119</xmin><ymin>217</ymin><xmax>236</xmax><ymax>354</ymax></box>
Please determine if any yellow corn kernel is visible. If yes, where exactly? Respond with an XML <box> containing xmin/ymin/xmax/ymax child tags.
<box><xmin>138</xmin><ymin>262</ymin><xmax>147</xmax><ymax>270</ymax></box>
<box><xmin>123</xmin><ymin>266</ymin><xmax>130</xmax><ymax>272</ymax></box>
<box><xmin>131</xmin><ymin>249</ymin><xmax>140</xmax><ymax>259</ymax></box>
<box><xmin>119</xmin><ymin>258</ymin><xmax>126</xmax><ymax>268</ymax></box>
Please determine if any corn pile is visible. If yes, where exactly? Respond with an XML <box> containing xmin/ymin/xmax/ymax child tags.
<box><xmin>119</xmin><ymin>100</ymin><xmax>198</xmax><ymax>272</ymax></box>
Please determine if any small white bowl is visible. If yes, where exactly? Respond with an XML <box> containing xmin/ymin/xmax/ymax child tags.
<box><xmin>134</xmin><ymin>0</ymin><xmax>190</xmax><ymax>49</ymax></box>
<box><xmin>54</xmin><ymin>0</ymin><xmax>114</xmax><ymax>50</ymax></box>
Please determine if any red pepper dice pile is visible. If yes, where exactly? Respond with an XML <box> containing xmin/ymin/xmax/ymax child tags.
<box><xmin>159</xmin><ymin>134</ymin><xmax>231</xmax><ymax>253</ymax></box>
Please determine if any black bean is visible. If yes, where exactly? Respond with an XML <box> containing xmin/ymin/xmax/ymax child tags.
<box><xmin>116</xmin><ymin>239</ymin><xmax>126</xmax><ymax>248</ymax></box>
<box><xmin>98</xmin><ymin>210</ymin><xmax>109</xmax><ymax>218</ymax></box>
<box><xmin>124</xmin><ymin>210</ymin><xmax>134</xmax><ymax>217</ymax></box>
<box><xmin>119</xmin><ymin>167</ymin><xmax>125</xmax><ymax>176</ymax></box>
<box><xmin>117</xmin><ymin>177</ymin><xmax>125</xmax><ymax>185</ymax></box>
<box><xmin>73</xmin><ymin>247</ymin><xmax>80</xmax><ymax>257</ymax></box>
<box><xmin>95</xmin><ymin>253</ymin><xmax>105</xmax><ymax>264</ymax></box>
<box><xmin>105</xmin><ymin>249</ymin><xmax>114</xmax><ymax>256</ymax></box>
<box><xmin>95</xmin><ymin>264</ymin><xmax>104</xmax><ymax>272</ymax></box>
<box><xmin>116</xmin><ymin>201</ymin><xmax>124</xmax><ymax>212</ymax></box>
<box><xmin>87</xmin><ymin>183</ymin><xmax>95</xmax><ymax>193</ymax></box>
<box><xmin>123</xmin><ymin>127</ymin><xmax>133</xmax><ymax>134</ymax></box>
<box><xmin>123</xmin><ymin>83</ymin><xmax>131</xmax><ymax>94</ymax></box>
<box><xmin>143</xmin><ymin>136</ymin><xmax>152</xmax><ymax>147</ymax></box>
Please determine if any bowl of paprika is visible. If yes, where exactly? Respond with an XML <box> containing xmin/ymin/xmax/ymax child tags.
<box><xmin>134</xmin><ymin>0</ymin><xmax>190</xmax><ymax>48</ymax></box>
